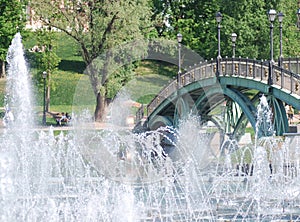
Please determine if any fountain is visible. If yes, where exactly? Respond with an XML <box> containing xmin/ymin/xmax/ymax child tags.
<box><xmin>1</xmin><ymin>33</ymin><xmax>300</xmax><ymax>221</ymax></box>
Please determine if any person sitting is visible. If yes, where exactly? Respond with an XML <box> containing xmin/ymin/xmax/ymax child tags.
<box><xmin>55</xmin><ymin>113</ymin><xmax>61</xmax><ymax>125</ymax></box>
<box><xmin>59</xmin><ymin>112</ymin><xmax>67</xmax><ymax>125</ymax></box>
<box><xmin>58</xmin><ymin>112</ymin><xmax>72</xmax><ymax>126</ymax></box>
<box><xmin>66</xmin><ymin>113</ymin><xmax>71</xmax><ymax>121</ymax></box>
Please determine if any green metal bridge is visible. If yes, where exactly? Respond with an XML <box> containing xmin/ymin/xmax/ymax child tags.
<box><xmin>135</xmin><ymin>57</ymin><xmax>300</xmax><ymax>138</ymax></box>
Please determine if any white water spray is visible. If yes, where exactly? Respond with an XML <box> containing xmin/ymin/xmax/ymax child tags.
<box><xmin>1</xmin><ymin>33</ymin><xmax>300</xmax><ymax>221</ymax></box>
<box><xmin>5</xmin><ymin>33</ymin><xmax>34</xmax><ymax>128</ymax></box>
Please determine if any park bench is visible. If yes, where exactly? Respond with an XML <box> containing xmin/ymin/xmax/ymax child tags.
<box><xmin>50</xmin><ymin>112</ymin><xmax>71</xmax><ymax>126</ymax></box>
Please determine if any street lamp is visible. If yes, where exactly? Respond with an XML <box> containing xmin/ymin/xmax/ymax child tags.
<box><xmin>268</xmin><ymin>9</ymin><xmax>276</xmax><ymax>85</ymax></box>
<box><xmin>297</xmin><ymin>9</ymin><xmax>300</xmax><ymax>30</ymax></box>
<box><xmin>278</xmin><ymin>12</ymin><xmax>284</xmax><ymax>67</ymax></box>
<box><xmin>177</xmin><ymin>33</ymin><xmax>183</xmax><ymax>88</ymax></box>
<box><xmin>216</xmin><ymin>12</ymin><xmax>222</xmax><ymax>77</ymax></box>
<box><xmin>231</xmin><ymin>33</ymin><xmax>237</xmax><ymax>58</ymax></box>
<box><xmin>42</xmin><ymin>71</ymin><xmax>47</xmax><ymax>125</ymax></box>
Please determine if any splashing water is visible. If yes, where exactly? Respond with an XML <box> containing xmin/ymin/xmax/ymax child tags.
<box><xmin>255</xmin><ymin>95</ymin><xmax>274</xmax><ymax>139</ymax></box>
<box><xmin>1</xmin><ymin>33</ymin><xmax>300</xmax><ymax>221</ymax></box>
<box><xmin>5</xmin><ymin>33</ymin><xmax>34</xmax><ymax>128</ymax></box>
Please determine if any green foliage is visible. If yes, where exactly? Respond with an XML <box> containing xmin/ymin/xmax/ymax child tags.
<box><xmin>31</xmin><ymin>0</ymin><xmax>155</xmax><ymax>120</ymax></box>
<box><xmin>152</xmin><ymin>0</ymin><xmax>299</xmax><ymax>60</ymax></box>
<box><xmin>33</xmin><ymin>29</ymin><xmax>61</xmax><ymax>111</ymax></box>
<box><xmin>106</xmin><ymin>64</ymin><xmax>136</xmax><ymax>99</ymax></box>
<box><xmin>35</xmin><ymin>28</ymin><xmax>61</xmax><ymax>74</ymax></box>
<box><xmin>220</xmin><ymin>0</ymin><xmax>270</xmax><ymax>59</ymax></box>
<box><xmin>277</xmin><ymin>0</ymin><xmax>300</xmax><ymax>57</ymax></box>
<box><xmin>152</xmin><ymin>0</ymin><xmax>220</xmax><ymax>58</ymax></box>
<box><xmin>0</xmin><ymin>0</ymin><xmax>27</xmax><ymax>61</ymax></box>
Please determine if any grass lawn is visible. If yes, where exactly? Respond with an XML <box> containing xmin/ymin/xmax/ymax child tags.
<box><xmin>0</xmin><ymin>32</ymin><xmax>177</xmax><ymax>125</ymax></box>
<box><xmin>127</xmin><ymin>61</ymin><xmax>176</xmax><ymax>104</ymax></box>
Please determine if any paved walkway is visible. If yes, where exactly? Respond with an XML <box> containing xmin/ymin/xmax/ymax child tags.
<box><xmin>0</xmin><ymin>120</ymin><xmax>134</xmax><ymax>131</ymax></box>
<box><xmin>44</xmin><ymin>122</ymin><xmax>134</xmax><ymax>131</ymax></box>
<box><xmin>0</xmin><ymin>114</ymin><xmax>298</xmax><ymax>131</ymax></box>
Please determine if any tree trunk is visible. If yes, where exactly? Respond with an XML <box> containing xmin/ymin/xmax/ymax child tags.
<box><xmin>45</xmin><ymin>72</ymin><xmax>50</xmax><ymax>112</ymax></box>
<box><xmin>1</xmin><ymin>61</ymin><xmax>5</xmax><ymax>78</ymax></box>
<box><xmin>46</xmin><ymin>84</ymin><xmax>50</xmax><ymax>112</ymax></box>
<box><xmin>94</xmin><ymin>92</ymin><xmax>108</xmax><ymax>122</ymax></box>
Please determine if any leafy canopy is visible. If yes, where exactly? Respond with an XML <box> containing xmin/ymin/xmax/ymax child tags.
<box><xmin>152</xmin><ymin>0</ymin><xmax>299</xmax><ymax>60</ymax></box>
<box><xmin>0</xmin><ymin>0</ymin><xmax>27</xmax><ymax>62</ymax></box>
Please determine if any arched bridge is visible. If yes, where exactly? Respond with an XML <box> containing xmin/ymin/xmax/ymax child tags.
<box><xmin>135</xmin><ymin>57</ymin><xmax>300</xmax><ymax>138</ymax></box>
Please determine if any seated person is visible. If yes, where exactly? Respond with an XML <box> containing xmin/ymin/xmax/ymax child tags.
<box><xmin>66</xmin><ymin>113</ymin><xmax>71</xmax><ymax>121</ymax></box>
<box><xmin>59</xmin><ymin>112</ymin><xmax>67</xmax><ymax>125</ymax></box>
<box><xmin>55</xmin><ymin>113</ymin><xmax>61</xmax><ymax>125</ymax></box>
<box><xmin>56</xmin><ymin>112</ymin><xmax>71</xmax><ymax>126</ymax></box>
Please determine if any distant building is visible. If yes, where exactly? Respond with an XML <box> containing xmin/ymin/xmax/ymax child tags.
<box><xmin>25</xmin><ymin>4</ymin><xmax>43</xmax><ymax>30</ymax></box>
<box><xmin>25</xmin><ymin>1</ymin><xmax>89</xmax><ymax>32</ymax></box>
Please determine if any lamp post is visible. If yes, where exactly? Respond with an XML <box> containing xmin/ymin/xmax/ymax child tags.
<box><xmin>268</xmin><ymin>9</ymin><xmax>276</xmax><ymax>85</ymax></box>
<box><xmin>231</xmin><ymin>33</ymin><xmax>237</xmax><ymax>58</ymax></box>
<box><xmin>278</xmin><ymin>12</ymin><xmax>284</xmax><ymax>67</ymax></box>
<box><xmin>216</xmin><ymin>12</ymin><xmax>222</xmax><ymax>77</ymax></box>
<box><xmin>42</xmin><ymin>71</ymin><xmax>47</xmax><ymax>125</ymax></box>
<box><xmin>297</xmin><ymin>9</ymin><xmax>300</xmax><ymax>29</ymax></box>
<box><xmin>177</xmin><ymin>33</ymin><xmax>183</xmax><ymax>88</ymax></box>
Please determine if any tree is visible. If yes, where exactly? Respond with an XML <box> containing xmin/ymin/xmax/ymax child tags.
<box><xmin>151</xmin><ymin>0</ymin><xmax>300</xmax><ymax>61</ymax></box>
<box><xmin>277</xmin><ymin>0</ymin><xmax>300</xmax><ymax>58</ymax></box>
<box><xmin>35</xmin><ymin>28</ymin><xmax>61</xmax><ymax>112</ymax></box>
<box><xmin>152</xmin><ymin>0</ymin><xmax>222</xmax><ymax>59</ymax></box>
<box><xmin>31</xmin><ymin>0</ymin><xmax>154</xmax><ymax>121</ymax></box>
<box><xmin>220</xmin><ymin>0</ymin><xmax>271</xmax><ymax>60</ymax></box>
<box><xmin>0</xmin><ymin>0</ymin><xmax>27</xmax><ymax>77</ymax></box>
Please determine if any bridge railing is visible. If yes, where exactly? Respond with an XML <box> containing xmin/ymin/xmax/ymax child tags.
<box><xmin>273</xmin><ymin>65</ymin><xmax>300</xmax><ymax>97</ymax></box>
<box><xmin>146</xmin><ymin>60</ymin><xmax>219</xmax><ymax>116</ymax></box>
<box><xmin>220</xmin><ymin>58</ymin><xmax>300</xmax><ymax>97</ymax></box>
<box><xmin>220</xmin><ymin>57</ymin><xmax>269</xmax><ymax>82</ymax></box>
<box><xmin>282</xmin><ymin>58</ymin><xmax>300</xmax><ymax>75</ymax></box>
<box><xmin>135</xmin><ymin>58</ymin><xmax>300</xmax><ymax>123</ymax></box>
<box><xmin>147</xmin><ymin>78</ymin><xmax>178</xmax><ymax>114</ymax></box>
<box><xmin>138</xmin><ymin>60</ymin><xmax>217</xmax><ymax>121</ymax></box>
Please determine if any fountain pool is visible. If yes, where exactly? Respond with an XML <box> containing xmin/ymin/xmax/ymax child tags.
<box><xmin>1</xmin><ymin>33</ymin><xmax>300</xmax><ymax>222</ymax></box>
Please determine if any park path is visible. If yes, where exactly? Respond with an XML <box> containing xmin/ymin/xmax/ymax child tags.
<box><xmin>0</xmin><ymin>114</ymin><xmax>299</xmax><ymax>131</ymax></box>
<box><xmin>35</xmin><ymin>121</ymin><xmax>135</xmax><ymax>131</ymax></box>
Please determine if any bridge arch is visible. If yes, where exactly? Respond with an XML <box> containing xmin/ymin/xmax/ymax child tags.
<box><xmin>137</xmin><ymin>58</ymin><xmax>300</xmax><ymax>137</ymax></box>
<box><xmin>148</xmin><ymin>115</ymin><xmax>173</xmax><ymax>130</ymax></box>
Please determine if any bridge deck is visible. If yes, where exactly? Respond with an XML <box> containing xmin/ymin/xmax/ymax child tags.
<box><xmin>136</xmin><ymin>58</ymin><xmax>300</xmax><ymax>122</ymax></box>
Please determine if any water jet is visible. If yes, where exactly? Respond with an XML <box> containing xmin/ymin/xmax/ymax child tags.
<box><xmin>1</xmin><ymin>33</ymin><xmax>300</xmax><ymax>221</ymax></box>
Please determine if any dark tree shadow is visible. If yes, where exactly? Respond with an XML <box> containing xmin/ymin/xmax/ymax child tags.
<box><xmin>58</xmin><ymin>60</ymin><xmax>86</xmax><ymax>73</ymax></box>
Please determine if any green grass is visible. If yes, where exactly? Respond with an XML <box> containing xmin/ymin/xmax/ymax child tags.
<box><xmin>128</xmin><ymin>61</ymin><xmax>176</xmax><ymax>104</ymax></box>
<box><xmin>50</xmin><ymin>71</ymin><xmax>84</xmax><ymax>105</ymax></box>
<box><xmin>0</xmin><ymin>31</ymin><xmax>176</xmax><ymax>125</ymax></box>
<box><xmin>0</xmin><ymin>79</ymin><xmax>6</xmax><ymax>106</ymax></box>
<box><xmin>24</xmin><ymin>32</ymin><xmax>88</xmax><ymax>112</ymax></box>
<box><xmin>55</xmin><ymin>34</ymin><xmax>86</xmax><ymax>74</ymax></box>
